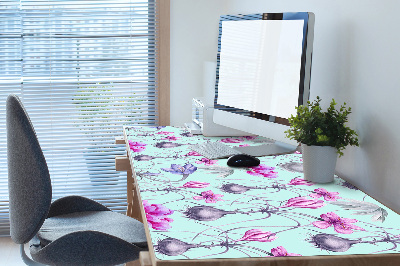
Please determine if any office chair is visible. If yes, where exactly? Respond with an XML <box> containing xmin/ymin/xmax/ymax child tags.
<box><xmin>6</xmin><ymin>94</ymin><xmax>148</xmax><ymax>265</ymax></box>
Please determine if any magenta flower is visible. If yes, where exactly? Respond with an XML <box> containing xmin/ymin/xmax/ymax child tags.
<box><xmin>143</xmin><ymin>200</ymin><xmax>174</xmax><ymax>231</ymax></box>
<box><xmin>185</xmin><ymin>151</ymin><xmax>202</xmax><ymax>156</ymax></box>
<box><xmin>313</xmin><ymin>212</ymin><xmax>365</xmax><ymax>234</ymax></box>
<box><xmin>195</xmin><ymin>158</ymin><xmax>218</xmax><ymax>165</ymax></box>
<box><xmin>309</xmin><ymin>188</ymin><xmax>341</xmax><ymax>201</ymax></box>
<box><xmin>240</xmin><ymin>136</ymin><xmax>257</xmax><ymax>140</ymax></box>
<box><xmin>193</xmin><ymin>190</ymin><xmax>224</xmax><ymax>203</ymax></box>
<box><xmin>280</xmin><ymin>197</ymin><xmax>325</xmax><ymax>209</ymax></box>
<box><xmin>161</xmin><ymin>136</ymin><xmax>181</xmax><ymax>141</ymax></box>
<box><xmin>128</xmin><ymin>140</ymin><xmax>147</xmax><ymax>152</ymax></box>
<box><xmin>270</xmin><ymin>246</ymin><xmax>301</xmax><ymax>257</ymax></box>
<box><xmin>236</xmin><ymin>229</ymin><xmax>277</xmax><ymax>242</ymax></box>
<box><xmin>294</xmin><ymin>150</ymin><xmax>302</xmax><ymax>154</ymax></box>
<box><xmin>247</xmin><ymin>164</ymin><xmax>278</xmax><ymax>178</ymax></box>
<box><xmin>239</xmin><ymin>144</ymin><xmax>250</xmax><ymax>147</ymax></box>
<box><xmin>220</xmin><ymin>138</ymin><xmax>243</xmax><ymax>143</ymax></box>
<box><xmin>179</xmin><ymin>181</ymin><xmax>210</xmax><ymax>188</ymax></box>
<box><xmin>156</xmin><ymin>131</ymin><xmax>174</xmax><ymax>135</ymax></box>
<box><xmin>288</xmin><ymin>177</ymin><xmax>313</xmax><ymax>186</ymax></box>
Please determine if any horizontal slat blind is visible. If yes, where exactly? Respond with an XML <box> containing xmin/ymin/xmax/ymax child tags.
<box><xmin>0</xmin><ymin>0</ymin><xmax>158</xmax><ymax>236</ymax></box>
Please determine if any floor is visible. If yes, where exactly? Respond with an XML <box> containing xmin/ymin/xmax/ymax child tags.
<box><xmin>0</xmin><ymin>237</ymin><xmax>26</xmax><ymax>266</ymax></box>
<box><xmin>0</xmin><ymin>236</ymin><xmax>141</xmax><ymax>266</ymax></box>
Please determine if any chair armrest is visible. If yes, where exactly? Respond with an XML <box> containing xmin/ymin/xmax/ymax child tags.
<box><xmin>47</xmin><ymin>195</ymin><xmax>110</xmax><ymax>218</ymax></box>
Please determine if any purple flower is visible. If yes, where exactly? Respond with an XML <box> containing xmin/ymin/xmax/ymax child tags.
<box><xmin>220</xmin><ymin>138</ymin><xmax>243</xmax><ymax>143</ymax></box>
<box><xmin>309</xmin><ymin>188</ymin><xmax>341</xmax><ymax>201</ymax></box>
<box><xmin>313</xmin><ymin>212</ymin><xmax>365</xmax><ymax>234</ymax></box>
<box><xmin>143</xmin><ymin>200</ymin><xmax>174</xmax><ymax>231</ymax></box>
<box><xmin>193</xmin><ymin>190</ymin><xmax>224</xmax><ymax>203</ymax></box>
<box><xmin>269</xmin><ymin>246</ymin><xmax>301</xmax><ymax>257</ymax></box>
<box><xmin>133</xmin><ymin>154</ymin><xmax>154</xmax><ymax>161</ymax></box>
<box><xmin>195</xmin><ymin>158</ymin><xmax>218</xmax><ymax>165</ymax></box>
<box><xmin>155</xmin><ymin>141</ymin><xmax>182</xmax><ymax>148</ymax></box>
<box><xmin>240</xmin><ymin>136</ymin><xmax>257</xmax><ymax>140</ymax></box>
<box><xmin>161</xmin><ymin>163</ymin><xmax>197</xmax><ymax>176</ymax></box>
<box><xmin>128</xmin><ymin>140</ymin><xmax>147</xmax><ymax>152</ymax></box>
<box><xmin>288</xmin><ymin>177</ymin><xmax>313</xmax><ymax>186</ymax></box>
<box><xmin>179</xmin><ymin>181</ymin><xmax>210</xmax><ymax>188</ymax></box>
<box><xmin>247</xmin><ymin>164</ymin><xmax>278</xmax><ymax>178</ymax></box>
<box><xmin>236</xmin><ymin>229</ymin><xmax>277</xmax><ymax>242</ymax></box>
<box><xmin>280</xmin><ymin>197</ymin><xmax>325</xmax><ymax>209</ymax></box>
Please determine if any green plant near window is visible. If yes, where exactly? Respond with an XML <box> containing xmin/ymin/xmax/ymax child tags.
<box><xmin>285</xmin><ymin>96</ymin><xmax>359</xmax><ymax>157</ymax></box>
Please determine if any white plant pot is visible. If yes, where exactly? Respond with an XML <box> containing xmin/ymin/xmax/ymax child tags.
<box><xmin>301</xmin><ymin>144</ymin><xmax>338</xmax><ymax>183</ymax></box>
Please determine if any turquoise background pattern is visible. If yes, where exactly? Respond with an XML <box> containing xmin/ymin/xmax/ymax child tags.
<box><xmin>124</xmin><ymin>126</ymin><xmax>400</xmax><ymax>260</ymax></box>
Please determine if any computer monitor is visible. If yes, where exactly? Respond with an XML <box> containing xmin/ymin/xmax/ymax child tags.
<box><xmin>213</xmin><ymin>12</ymin><xmax>315</xmax><ymax>156</ymax></box>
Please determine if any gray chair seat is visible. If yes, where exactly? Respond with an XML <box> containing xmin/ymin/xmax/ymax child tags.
<box><xmin>37</xmin><ymin>211</ymin><xmax>147</xmax><ymax>248</ymax></box>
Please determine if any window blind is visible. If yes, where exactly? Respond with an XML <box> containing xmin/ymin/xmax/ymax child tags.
<box><xmin>0</xmin><ymin>0</ymin><xmax>159</xmax><ymax>236</ymax></box>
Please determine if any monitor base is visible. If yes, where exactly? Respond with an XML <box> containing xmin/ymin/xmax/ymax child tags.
<box><xmin>234</xmin><ymin>142</ymin><xmax>298</xmax><ymax>157</ymax></box>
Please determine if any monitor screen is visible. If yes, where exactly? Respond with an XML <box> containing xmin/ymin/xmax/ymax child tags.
<box><xmin>217</xmin><ymin>19</ymin><xmax>304</xmax><ymax>119</ymax></box>
<box><xmin>213</xmin><ymin>13</ymin><xmax>314</xmax><ymax>156</ymax></box>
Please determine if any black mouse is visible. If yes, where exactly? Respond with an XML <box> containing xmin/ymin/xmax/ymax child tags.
<box><xmin>227</xmin><ymin>154</ymin><xmax>260</xmax><ymax>167</ymax></box>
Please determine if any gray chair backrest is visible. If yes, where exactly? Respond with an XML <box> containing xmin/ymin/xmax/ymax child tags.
<box><xmin>7</xmin><ymin>94</ymin><xmax>52</xmax><ymax>244</ymax></box>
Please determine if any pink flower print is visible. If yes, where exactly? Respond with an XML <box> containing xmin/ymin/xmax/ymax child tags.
<box><xmin>128</xmin><ymin>140</ymin><xmax>147</xmax><ymax>152</ymax></box>
<box><xmin>236</xmin><ymin>229</ymin><xmax>277</xmax><ymax>242</ymax></box>
<box><xmin>195</xmin><ymin>158</ymin><xmax>218</xmax><ymax>165</ymax></box>
<box><xmin>288</xmin><ymin>177</ymin><xmax>313</xmax><ymax>186</ymax></box>
<box><xmin>186</xmin><ymin>151</ymin><xmax>202</xmax><ymax>156</ymax></box>
<box><xmin>193</xmin><ymin>190</ymin><xmax>224</xmax><ymax>203</ymax></box>
<box><xmin>220</xmin><ymin>138</ymin><xmax>243</xmax><ymax>143</ymax></box>
<box><xmin>280</xmin><ymin>197</ymin><xmax>325</xmax><ymax>209</ymax></box>
<box><xmin>162</xmin><ymin>136</ymin><xmax>181</xmax><ymax>141</ymax></box>
<box><xmin>179</xmin><ymin>181</ymin><xmax>210</xmax><ymax>188</ymax></box>
<box><xmin>309</xmin><ymin>188</ymin><xmax>341</xmax><ymax>201</ymax></box>
<box><xmin>240</xmin><ymin>136</ymin><xmax>257</xmax><ymax>140</ymax></box>
<box><xmin>312</xmin><ymin>212</ymin><xmax>365</xmax><ymax>234</ymax></box>
<box><xmin>294</xmin><ymin>150</ymin><xmax>302</xmax><ymax>154</ymax></box>
<box><xmin>246</xmin><ymin>164</ymin><xmax>278</xmax><ymax>178</ymax></box>
<box><xmin>156</xmin><ymin>131</ymin><xmax>174</xmax><ymax>135</ymax></box>
<box><xmin>143</xmin><ymin>200</ymin><xmax>174</xmax><ymax>231</ymax></box>
<box><xmin>270</xmin><ymin>246</ymin><xmax>301</xmax><ymax>257</ymax></box>
<box><xmin>239</xmin><ymin>144</ymin><xmax>250</xmax><ymax>147</ymax></box>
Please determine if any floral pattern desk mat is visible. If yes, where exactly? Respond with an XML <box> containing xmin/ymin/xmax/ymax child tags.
<box><xmin>124</xmin><ymin>126</ymin><xmax>400</xmax><ymax>260</ymax></box>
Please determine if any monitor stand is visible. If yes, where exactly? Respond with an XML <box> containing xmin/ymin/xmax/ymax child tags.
<box><xmin>233</xmin><ymin>141</ymin><xmax>298</xmax><ymax>157</ymax></box>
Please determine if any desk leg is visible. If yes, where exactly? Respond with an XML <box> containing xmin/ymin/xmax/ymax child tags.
<box><xmin>127</xmin><ymin>170</ymin><xmax>143</xmax><ymax>223</ymax></box>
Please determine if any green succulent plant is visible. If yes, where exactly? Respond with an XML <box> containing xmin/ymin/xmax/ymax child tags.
<box><xmin>285</xmin><ymin>96</ymin><xmax>359</xmax><ymax>157</ymax></box>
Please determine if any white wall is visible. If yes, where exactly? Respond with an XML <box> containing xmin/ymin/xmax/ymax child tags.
<box><xmin>170</xmin><ymin>0</ymin><xmax>400</xmax><ymax>212</ymax></box>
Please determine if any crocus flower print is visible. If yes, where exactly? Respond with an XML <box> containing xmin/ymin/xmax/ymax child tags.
<box><xmin>128</xmin><ymin>140</ymin><xmax>147</xmax><ymax>152</ymax></box>
<box><xmin>185</xmin><ymin>151</ymin><xmax>202</xmax><ymax>156</ymax></box>
<box><xmin>143</xmin><ymin>200</ymin><xmax>174</xmax><ymax>231</ymax></box>
<box><xmin>179</xmin><ymin>181</ymin><xmax>210</xmax><ymax>188</ymax></box>
<box><xmin>309</xmin><ymin>188</ymin><xmax>341</xmax><ymax>201</ymax></box>
<box><xmin>220</xmin><ymin>138</ymin><xmax>243</xmax><ymax>143</ymax></box>
<box><xmin>195</xmin><ymin>158</ymin><xmax>218</xmax><ymax>166</ymax></box>
<box><xmin>193</xmin><ymin>190</ymin><xmax>224</xmax><ymax>203</ymax></box>
<box><xmin>156</xmin><ymin>131</ymin><xmax>174</xmax><ymax>135</ymax></box>
<box><xmin>236</xmin><ymin>229</ymin><xmax>277</xmax><ymax>242</ymax></box>
<box><xmin>288</xmin><ymin>177</ymin><xmax>313</xmax><ymax>186</ymax></box>
<box><xmin>270</xmin><ymin>246</ymin><xmax>301</xmax><ymax>257</ymax></box>
<box><xmin>161</xmin><ymin>163</ymin><xmax>197</xmax><ymax>179</ymax></box>
<box><xmin>280</xmin><ymin>197</ymin><xmax>325</xmax><ymax>209</ymax></box>
<box><xmin>247</xmin><ymin>164</ymin><xmax>278</xmax><ymax>178</ymax></box>
<box><xmin>312</xmin><ymin>212</ymin><xmax>365</xmax><ymax>234</ymax></box>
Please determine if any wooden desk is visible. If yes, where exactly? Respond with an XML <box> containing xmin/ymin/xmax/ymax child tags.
<box><xmin>116</xmin><ymin>126</ymin><xmax>400</xmax><ymax>266</ymax></box>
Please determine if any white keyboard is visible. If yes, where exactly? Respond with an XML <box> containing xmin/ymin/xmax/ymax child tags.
<box><xmin>191</xmin><ymin>142</ymin><xmax>242</xmax><ymax>159</ymax></box>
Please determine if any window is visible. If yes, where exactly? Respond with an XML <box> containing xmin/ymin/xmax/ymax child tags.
<box><xmin>0</xmin><ymin>0</ymin><xmax>169</xmax><ymax>236</ymax></box>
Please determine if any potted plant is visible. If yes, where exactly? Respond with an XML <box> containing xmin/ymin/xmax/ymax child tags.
<box><xmin>285</xmin><ymin>96</ymin><xmax>359</xmax><ymax>183</ymax></box>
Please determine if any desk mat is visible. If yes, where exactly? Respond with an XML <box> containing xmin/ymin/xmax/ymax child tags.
<box><xmin>124</xmin><ymin>126</ymin><xmax>400</xmax><ymax>260</ymax></box>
